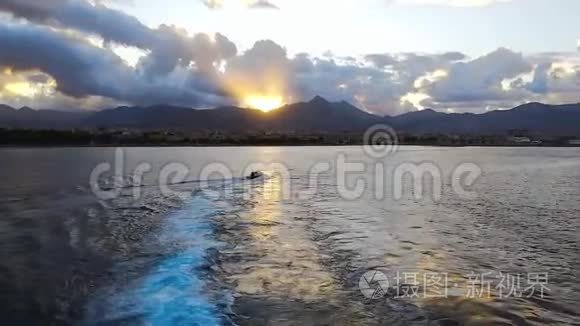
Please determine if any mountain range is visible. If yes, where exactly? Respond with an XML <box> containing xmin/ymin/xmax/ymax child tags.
<box><xmin>1</xmin><ymin>96</ymin><xmax>580</xmax><ymax>136</ymax></box>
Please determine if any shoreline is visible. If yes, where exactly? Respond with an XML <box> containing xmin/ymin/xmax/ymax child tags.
<box><xmin>1</xmin><ymin>143</ymin><xmax>580</xmax><ymax>149</ymax></box>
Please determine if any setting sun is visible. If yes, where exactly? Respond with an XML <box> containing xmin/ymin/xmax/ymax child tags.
<box><xmin>244</xmin><ymin>95</ymin><xmax>284</xmax><ymax>112</ymax></box>
<box><xmin>4</xmin><ymin>82</ymin><xmax>36</xmax><ymax>97</ymax></box>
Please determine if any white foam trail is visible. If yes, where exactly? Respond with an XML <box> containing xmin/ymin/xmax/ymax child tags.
<box><xmin>87</xmin><ymin>196</ymin><xmax>227</xmax><ymax>325</ymax></box>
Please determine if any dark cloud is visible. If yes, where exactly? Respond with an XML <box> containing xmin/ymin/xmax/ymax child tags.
<box><xmin>1</xmin><ymin>0</ymin><xmax>579</xmax><ymax>114</ymax></box>
<box><xmin>525</xmin><ymin>62</ymin><xmax>551</xmax><ymax>94</ymax></box>
<box><xmin>364</xmin><ymin>54</ymin><xmax>398</xmax><ymax>68</ymax></box>
<box><xmin>248</xmin><ymin>0</ymin><xmax>279</xmax><ymax>9</ymax></box>
<box><xmin>417</xmin><ymin>50</ymin><xmax>580</xmax><ymax>112</ymax></box>
<box><xmin>0</xmin><ymin>22</ymin><xmax>230</xmax><ymax>107</ymax></box>
<box><xmin>26</xmin><ymin>73</ymin><xmax>50</xmax><ymax>84</ymax></box>
<box><xmin>0</xmin><ymin>22</ymin><xmax>131</xmax><ymax>98</ymax></box>
<box><xmin>527</xmin><ymin>62</ymin><xmax>580</xmax><ymax>97</ymax></box>
<box><xmin>363</xmin><ymin>51</ymin><xmax>469</xmax><ymax>111</ymax></box>
<box><xmin>440</xmin><ymin>51</ymin><xmax>467</xmax><ymax>61</ymax></box>
<box><xmin>135</xmin><ymin>26</ymin><xmax>236</xmax><ymax>79</ymax></box>
<box><xmin>298</xmin><ymin>58</ymin><xmax>411</xmax><ymax>114</ymax></box>
<box><xmin>222</xmin><ymin>40</ymin><xmax>412</xmax><ymax>114</ymax></box>
<box><xmin>57</xmin><ymin>0</ymin><xmax>156</xmax><ymax>48</ymax></box>
<box><xmin>229</xmin><ymin>40</ymin><xmax>288</xmax><ymax>71</ymax></box>
<box><xmin>200</xmin><ymin>0</ymin><xmax>223</xmax><ymax>10</ymax></box>
<box><xmin>0</xmin><ymin>0</ymin><xmax>237</xmax><ymax>108</ymax></box>
<box><xmin>422</xmin><ymin>48</ymin><xmax>532</xmax><ymax>104</ymax></box>
<box><xmin>393</xmin><ymin>52</ymin><xmax>467</xmax><ymax>89</ymax></box>
<box><xmin>0</xmin><ymin>0</ymin><xmax>164</xmax><ymax>49</ymax></box>
<box><xmin>200</xmin><ymin>0</ymin><xmax>279</xmax><ymax>10</ymax></box>
<box><xmin>0</xmin><ymin>0</ymin><xmax>66</xmax><ymax>20</ymax></box>
<box><xmin>224</xmin><ymin>40</ymin><xmax>291</xmax><ymax>97</ymax></box>
<box><xmin>365</xmin><ymin>52</ymin><xmax>465</xmax><ymax>70</ymax></box>
<box><xmin>0</xmin><ymin>0</ymin><xmax>238</xmax><ymax>78</ymax></box>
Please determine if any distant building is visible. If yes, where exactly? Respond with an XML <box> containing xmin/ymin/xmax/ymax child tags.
<box><xmin>508</xmin><ymin>136</ymin><xmax>531</xmax><ymax>144</ymax></box>
<box><xmin>568</xmin><ymin>139</ymin><xmax>580</xmax><ymax>146</ymax></box>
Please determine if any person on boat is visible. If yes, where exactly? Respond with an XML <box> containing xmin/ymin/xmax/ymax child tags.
<box><xmin>247</xmin><ymin>171</ymin><xmax>263</xmax><ymax>180</ymax></box>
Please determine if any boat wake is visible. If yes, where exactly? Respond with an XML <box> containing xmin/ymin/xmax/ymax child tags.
<box><xmin>85</xmin><ymin>195</ymin><xmax>232</xmax><ymax>325</ymax></box>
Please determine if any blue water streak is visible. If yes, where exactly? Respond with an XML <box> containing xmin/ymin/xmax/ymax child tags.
<box><xmin>92</xmin><ymin>196</ymin><xmax>225</xmax><ymax>325</ymax></box>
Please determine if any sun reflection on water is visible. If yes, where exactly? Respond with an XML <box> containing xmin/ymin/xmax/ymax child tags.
<box><xmin>228</xmin><ymin>172</ymin><xmax>337</xmax><ymax>301</ymax></box>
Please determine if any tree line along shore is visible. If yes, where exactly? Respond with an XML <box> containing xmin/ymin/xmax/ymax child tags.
<box><xmin>2</xmin><ymin>128</ymin><xmax>580</xmax><ymax>147</ymax></box>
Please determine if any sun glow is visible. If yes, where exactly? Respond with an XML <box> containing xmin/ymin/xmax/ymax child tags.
<box><xmin>244</xmin><ymin>95</ymin><xmax>284</xmax><ymax>112</ymax></box>
<box><xmin>4</xmin><ymin>82</ymin><xmax>36</xmax><ymax>97</ymax></box>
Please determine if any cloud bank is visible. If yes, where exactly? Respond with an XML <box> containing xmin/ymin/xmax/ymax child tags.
<box><xmin>0</xmin><ymin>0</ymin><xmax>579</xmax><ymax>114</ymax></box>
<box><xmin>200</xmin><ymin>0</ymin><xmax>279</xmax><ymax>10</ymax></box>
<box><xmin>393</xmin><ymin>0</ymin><xmax>512</xmax><ymax>7</ymax></box>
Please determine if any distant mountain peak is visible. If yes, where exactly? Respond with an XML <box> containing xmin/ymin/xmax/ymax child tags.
<box><xmin>513</xmin><ymin>102</ymin><xmax>546</xmax><ymax>110</ymax></box>
<box><xmin>1</xmin><ymin>101</ymin><xmax>580</xmax><ymax>136</ymax></box>
<box><xmin>400</xmin><ymin>108</ymin><xmax>441</xmax><ymax>117</ymax></box>
<box><xmin>0</xmin><ymin>104</ymin><xmax>15</xmax><ymax>112</ymax></box>
<box><xmin>309</xmin><ymin>95</ymin><xmax>330</xmax><ymax>105</ymax></box>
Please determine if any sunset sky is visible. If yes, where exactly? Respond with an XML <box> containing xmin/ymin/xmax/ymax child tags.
<box><xmin>0</xmin><ymin>0</ymin><xmax>579</xmax><ymax>114</ymax></box>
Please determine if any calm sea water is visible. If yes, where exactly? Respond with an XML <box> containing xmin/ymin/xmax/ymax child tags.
<box><xmin>0</xmin><ymin>146</ymin><xmax>578</xmax><ymax>325</ymax></box>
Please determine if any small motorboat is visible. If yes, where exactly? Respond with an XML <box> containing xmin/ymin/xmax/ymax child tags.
<box><xmin>246</xmin><ymin>171</ymin><xmax>263</xmax><ymax>180</ymax></box>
